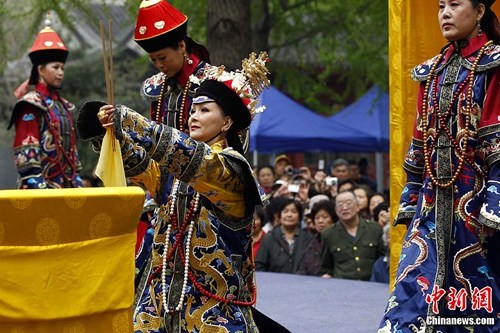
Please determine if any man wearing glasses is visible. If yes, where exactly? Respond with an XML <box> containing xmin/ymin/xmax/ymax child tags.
<box><xmin>319</xmin><ymin>190</ymin><xmax>385</xmax><ymax>280</ymax></box>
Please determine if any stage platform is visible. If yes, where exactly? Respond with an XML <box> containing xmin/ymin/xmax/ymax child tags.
<box><xmin>254</xmin><ymin>272</ymin><xmax>389</xmax><ymax>333</ymax></box>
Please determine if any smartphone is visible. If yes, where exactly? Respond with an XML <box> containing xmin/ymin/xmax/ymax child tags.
<box><xmin>318</xmin><ymin>159</ymin><xmax>325</xmax><ymax>171</ymax></box>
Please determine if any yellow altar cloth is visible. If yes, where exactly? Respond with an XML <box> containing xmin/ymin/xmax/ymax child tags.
<box><xmin>0</xmin><ymin>187</ymin><xmax>144</xmax><ymax>332</ymax></box>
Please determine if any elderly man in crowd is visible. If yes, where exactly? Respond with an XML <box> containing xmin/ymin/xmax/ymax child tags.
<box><xmin>319</xmin><ymin>190</ymin><xmax>385</xmax><ymax>280</ymax></box>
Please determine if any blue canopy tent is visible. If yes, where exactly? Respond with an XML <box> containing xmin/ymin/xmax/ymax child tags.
<box><xmin>249</xmin><ymin>86</ymin><xmax>374</xmax><ymax>153</ymax></box>
<box><xmin>329</xmin><ymin>85</ymin><xmax>389</xmax><ymax>191</ymax></box>
<box><xmin>329</xmin><ymin>85</ymin><xmax>389</xmax><ymax>153</ymax></box>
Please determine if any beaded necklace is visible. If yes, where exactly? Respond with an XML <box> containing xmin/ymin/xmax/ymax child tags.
<box><xmin>153</xmin><ymin>178</ymin><xmax>257</xmax><ymax>313</ymax></box>
<box><xmin>154</xmin><ymin>76</ymin><xmax>191</xmax><ymax>133</ymax></box>
<box><xmin>178</xmin><ymin>248</ymin><xmax>257</xmax><ymax>307</ymax></box>
<box><xmin>421</xmin><ymin>41</ymin><xmax>491</xmax><ymax>188</ymax></box>
<box><xmin>161</xmin><ymin>179</ymin><xmax>199</xmax><ymax>313</ymax></box>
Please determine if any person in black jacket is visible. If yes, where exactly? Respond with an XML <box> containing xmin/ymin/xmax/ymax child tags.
<box><xmin>255</xmin><ymin>198</ymin><xmax>313</xmax><ymax>273</ymax></box>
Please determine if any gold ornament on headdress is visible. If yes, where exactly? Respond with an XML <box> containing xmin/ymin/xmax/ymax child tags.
<box><xmin>241</xmin><ymin>51</ymin><xmax>271</xmax><ymax>98</ymax></box>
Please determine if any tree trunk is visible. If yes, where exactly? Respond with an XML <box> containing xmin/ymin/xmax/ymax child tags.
<box><xmin>206</xmin><ymin>0</ymin><xmax>251</xmax><ymax>70</ymax></box>
<box><xmin>252</xmin><ymin>0</ymin><xmax>271</xmax><ymax>55</ymax></box>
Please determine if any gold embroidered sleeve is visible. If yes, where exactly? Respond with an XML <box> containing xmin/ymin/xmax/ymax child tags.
<box><xmin>190</xmin><ymin>151</ymin><xmax>246</xmax><ymax>219</ymax></box>
<box><xmin>128</xmin><ymin>160</ymin><xmax>162</xmax><ymax>198</ymax></box>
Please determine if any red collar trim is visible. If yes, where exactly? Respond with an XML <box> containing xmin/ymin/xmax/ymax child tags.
<box><xmin>460</xmin><ymin>34</ymin><xmax>490</xmax><ymax>57</ymax></box>
<box><xmin>444</xmin><ymin>34</ymin><xmax>490</xmax><ymax>59</ymax></box>
<box><xmin>35</xmin><ymin>83</ymin><xmax>59</xmax><ymax>100</ymax></box>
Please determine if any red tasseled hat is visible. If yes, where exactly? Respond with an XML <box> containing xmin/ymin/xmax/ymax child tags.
<box><xmin>134</xmin><ymin>0</ymin><xmax>188</xmax><ymax>53</ymax></box>
<box><xmin>29</xmin><ymin>26</ymin><xmax>68</xmax><ymax>66</ymax></box>
<box><xmin>26</xmin><ymin>14</ymin><xmax>69</xmax><ymax>85</ymax></box>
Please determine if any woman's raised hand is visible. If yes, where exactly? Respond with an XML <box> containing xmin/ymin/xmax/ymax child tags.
<box><xmin>97</xmin><ymin>105</ymin><xmax>115</xmax><ymax>128</ymax></box>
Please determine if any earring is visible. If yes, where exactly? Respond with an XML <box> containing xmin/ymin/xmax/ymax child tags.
<box><xmin>184</xmin><ymin>53</ymin><xmax>194</xmax><ymax>65</ymax></box>
<box><xmin>478</xmin><ymin>20</ymin><xmax>483</xmax><ymax>36</ymax></box>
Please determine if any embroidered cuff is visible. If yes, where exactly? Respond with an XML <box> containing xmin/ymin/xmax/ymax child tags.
<box><xmin>478</xmin><ymin>123</ymin><xmax>500</xmax><ymax>167</ymax></box>
<box><xmin>402</xmin><ymin>138</ymin><xmax>425</xmax><ymax>173</ymax></box>
<box><xmin>479</xmin><ymin>206</ymin><xmax>500</xmax><ymax>230</ymax></box>
<box><xmin>478</xmin><ymin>179</ymin><xmax>500</xmax><ymax>230</ymax></box>
<box><xmin>394</xmin><ymin>208</ymin><xmax>415</xmax><ymax>226</ymax></box>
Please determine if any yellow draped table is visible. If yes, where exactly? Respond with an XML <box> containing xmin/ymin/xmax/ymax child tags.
<box><xmin>0</xmin><ymin>187</ymin><xmax>144</xmax><ymax>332</ymax></box>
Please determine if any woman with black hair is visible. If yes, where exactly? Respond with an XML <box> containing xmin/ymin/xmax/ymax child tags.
<box><xmin>252</xmin><ymin>206</ymin><xmax>267</xmax><ymax>258</ymax></box>
<box><xmin>379</xmin><ymin>1</ymin><xmax>500</xmax><ymax>331</ymax></box>
<box><xmin>255</xmin><ymin>198</ymin><xmax>313</xmax><ymax>274</ymax></box>
<box><xmin>9</xmin><ymin>17</ymin><xmax>82</xmax><ymax>189</ymax></box>
<box><xmin>134</xmin><ymin>0</ymin><xmax>211</xmax><ymax>130</ymax></box>
<box><xmin>297</xmin><ymin>198</ymin><xmax>336</xmax><ymax>276</ymax></box>
<box><xmin>78</xmin><ymin>53</ymin><xmax>279</xmax><ymax>333</ymax></box>
<box><xmin>132</xmin><ymin>0</ymin><xmax>216</xmax><ymax>290</ymax></box>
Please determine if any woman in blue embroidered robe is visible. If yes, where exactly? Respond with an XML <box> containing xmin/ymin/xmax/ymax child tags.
<box><xmin>379</xmin><ymin>1</ymin><xmax>500</xmax><ymax>332</ymax></box>
<box><xmin>78</xmin><ymin>54</ymin><xmax>273</xmax><ymax>333</ymax></box>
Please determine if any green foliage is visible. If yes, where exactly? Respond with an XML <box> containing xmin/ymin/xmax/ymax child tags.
<box><xmin>0</xmin><ymin>0</ymin><xmax>99</xmax><ymax>68</ymax></box>
<box><xmin>126</xmin><ymin>0</ymin><xmax>388</xmax><ymax>115</ymax></box>
<box><xmin>6</xmin><ymin>0</ymin><xmax>387</xmax><ymax>104</ymax></box>
<box><xmin>169</xmin><ymin>0</ymin><xmax>207</xmax><ymax>42</ymax></box>
<box><xmin>259</xmin><ymin>0</ymin><xmax>388</xmax><ymax>115</ymax></box>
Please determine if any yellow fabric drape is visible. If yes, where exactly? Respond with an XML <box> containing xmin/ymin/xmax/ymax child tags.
<box><xmin>388</xmin><ymin>0</ymin><xmax>500</xmax><ymax>288</ymax></box>
<box><xmin>0</xmin><ymin>187</ymin><xmax>144</xmax><ymax>332</ymax></box>
<box><xmin>0</xmin><ymin>234</ymin><xmax>134</xmax><ymax>320</ymax></box>
<box><xmin>95</xmin><ymin>128</ymin><xmax>127</xmax><ymax>187</ymax></box>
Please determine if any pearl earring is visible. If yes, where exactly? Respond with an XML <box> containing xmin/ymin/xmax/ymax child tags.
<box><xmin>184</xmin><ymin>53</ymin><xmax>193</xmax><ymax>65</ymax></box>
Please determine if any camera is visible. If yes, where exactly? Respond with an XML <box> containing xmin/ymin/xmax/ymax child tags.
<box><xmin>287</xmin><ymin>184</ymin><xmax>300</xmax><ymax>193</ymax></box>
<box><xmin>325</xmin><ymin>177</ymin><xmax>338</xmax><ymax>186</ymax></box>
<box><xmin>285</xmin><ymin>165</ymin><xmax>300</xmax><ymax>176</ymax></box>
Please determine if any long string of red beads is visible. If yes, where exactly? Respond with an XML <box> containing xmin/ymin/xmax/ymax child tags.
<box><xmin>177</xmin><ymin>244</ymin><xmax>257</xmax><ymax>307</ymax></box>
<box><xmin>421</xmin><ymin>41</ymin><xmax>491</xmax><ymax>188</ymax></box>
<box><xmin>148</xmin><ymin>188</ymin><xmax>257</xmax><ymax>308</ymax></box>
<box><xmin>147</xmin><ymin>194</ymin><xmax>198</xmax><ymax>285</ymax></box>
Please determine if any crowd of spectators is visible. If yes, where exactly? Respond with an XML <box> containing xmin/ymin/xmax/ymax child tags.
<box><xmin>83</xmin><ymin>154</ymin><xmax>390</xmax><ymax>283</ymax></box>
<box><xmin>252</xmin><ymin>155</ymin><xmax>390</xmax><ymax>283</ymax></box>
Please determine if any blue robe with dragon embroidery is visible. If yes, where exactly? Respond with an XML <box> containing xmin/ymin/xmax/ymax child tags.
<box><xmin>108</xmin><ymin>105</ymin><xmax>266</xmax><ymax>333</ymax></box>
<box><xmin>379</xmin><ymin>35</ymin><xmax>500</xmax><ymax>333</ymax></box>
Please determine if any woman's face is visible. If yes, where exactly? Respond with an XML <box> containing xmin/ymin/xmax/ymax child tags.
<box><xmin>438</xmin><ymin>0</ymin><xmax>483</xmax><ymax>41</ymax></box>
<box><xmin>313</xmin><ymin>208</ymin><xmax>334</xmax><ymax>233</ymax></box>
<box><xmin>148</xmin><ymin>43</ymin><xmax>185</xmax><ymax>78</ymax></box>
<box><xmin>38</xmin><ymin>62</ymin><xmax>65</xmax><ymax>88</ymax></box>
<box><xmin>188</xmin><ymin>101</ymin><xmax>232</xmax><ymax>144</ymax></box>
<box><xmin>258</xmin><ymin>167</ymin><xmax>275</xmax><ymax>188</ymax></box>
<box><xmin>369</xmin><ymin>195</ymin><xmax>386</xmax><ymax>217</ymax></box>
<box><xmin>354</xmin><ymin>188</ymin><xmax>369</xmax><ymax>210</ymax></box>
<box><xmin>280</xmin><ymin>203</ymin><xmax>300</xmax><ymax>228</ymax></box>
